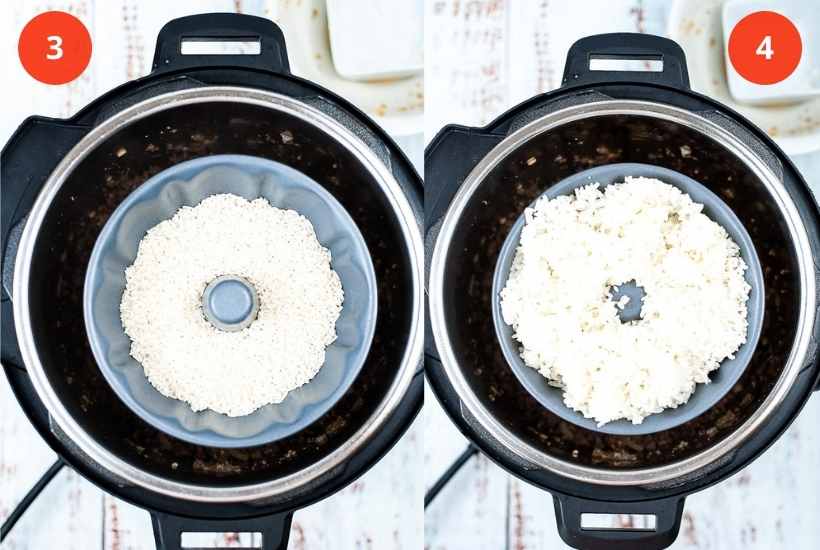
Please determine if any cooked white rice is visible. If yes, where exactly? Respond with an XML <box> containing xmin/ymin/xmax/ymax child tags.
<box><xmin>500</xmin><ymin>177</ymin><xmax>750</xmax><ymax>425</ymax></box>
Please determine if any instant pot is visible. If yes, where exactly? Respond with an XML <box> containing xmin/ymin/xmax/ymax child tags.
<box><xmin>426</xmin><ymin>33</ymin><xmax>820</xmax><ymax>549</ymax></box>
<box><xmin>2</xmin><ymin>14</ymin><xmax>423</xmax><ymax>549</ymax></box>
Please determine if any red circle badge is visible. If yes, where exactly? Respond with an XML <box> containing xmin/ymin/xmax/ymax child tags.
<box><xmin>728</xmin><ymin>11</ymin><xmax>801</xmax><ymax>85</ymax></box>
<box><xmin>18</xmin><ymin>11</ymin><xmax>92</xmax><ymax>85</ymax></box>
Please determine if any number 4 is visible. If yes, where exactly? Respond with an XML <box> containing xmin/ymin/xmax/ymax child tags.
<box><xmin>756</xmin><ymin>35</ymin><xmax>774</xmax><ymax>60</ymax></box>
<box><xmin>46</xmin><ymin>35</ymin><xmax>63</xmax><ymax>60</ymax></box>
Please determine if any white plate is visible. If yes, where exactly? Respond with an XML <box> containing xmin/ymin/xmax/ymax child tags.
<box><xmin>668</xmin><ymin>0</ymin><xmax>820</xmax><ymax>155</ymax></box>
<box><xmin>270</xmin><ymin>0</ymin><xmax>424</xmax><ymax>136</ymax></box>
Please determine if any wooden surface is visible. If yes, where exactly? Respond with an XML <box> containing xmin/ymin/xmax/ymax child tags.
<box><xmin>424</xmin><ymin>1</ymin><xmax>820</xmax><ymax>549</ymax></box>
<box><xmin>0</xmin><ymin>1</ymin><xmax>422</xmax><ymax>549</ymax></box>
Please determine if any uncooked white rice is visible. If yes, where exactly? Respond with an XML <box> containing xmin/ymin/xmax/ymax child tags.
<box><xmin>500</xmin><ymin>177</ymin><xmax>750</xmax><ymax>425</ymax></box>
<box><xmin>120</xmin><ymin>193</ymin><xmax>343</xmax><ymax>417</ymax></box>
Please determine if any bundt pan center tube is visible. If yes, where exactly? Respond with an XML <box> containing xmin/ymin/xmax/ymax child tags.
<box><xmin>1</xmin><ymin>14</ymin><xmax>423</xmax><ymax>550</ymax></box>
<box><xmin>426</xmin><ymin>33</ymin><xmax>820</xmax><ymax>550</ymax></box>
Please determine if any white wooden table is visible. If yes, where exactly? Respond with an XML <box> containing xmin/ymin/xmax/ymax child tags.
<box><xmin>0</xmin><ymin>1</ymin><xmax>422</xmax><ymax>549</ymax></box>
<box><xmin>424</xmin><ymin>1</ymin><xmax>820</xmax><ymax>549</ymax></box>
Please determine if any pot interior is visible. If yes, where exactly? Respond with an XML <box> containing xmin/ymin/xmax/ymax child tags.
<box><xmin>25</xmin><ymin>99</ymin><xmax>416</xmax><ymax>487</ymax></box>
<box><xmin>440</xmin><ymin>113</ymin><xmax>801</xmax><ymax>469</ymax></box>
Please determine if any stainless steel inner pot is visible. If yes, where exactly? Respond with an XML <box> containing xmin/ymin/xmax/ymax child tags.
<box><xmin>428</xmin><ymin>99</ymin><xmax>816</xmax><ymax>486</ymax></box>
<box><xmin>13</xmin><ymin>86</ymin><xmax>424</xmax><ymax>502</ymax></box>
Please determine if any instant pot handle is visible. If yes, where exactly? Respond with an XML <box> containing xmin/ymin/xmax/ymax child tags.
<box><xmin>562</xmin><ymin>33</ymin><xmax>690</xmax><ymax>90</ymax></box>
<box><xmin>151</xmin><ymin>511</ymin><xmax>293</xmax><ymax>550</ymax></box>
<box><xmin>151</xmin><ymin>13</ymin><xmax>290</xmax><ymax>75</ymax></box>
<box><xmin>424</xmin><ymin>124</ymin><xmax>504</xmax><ymax>369</ymax></box>
<box><xmin>1</xmin><ymin>117</ymin><xmax>91</xmax><ymax>371</ymax></box>
<box><xmin>424</xmin><ymin>125</ymin><xmax>505</xmax><ymax>221</ymax></box>
<box><xmin>553</xmin><ymin>494</ymin><xmax>686</xmax><ymax>550</ymax></box>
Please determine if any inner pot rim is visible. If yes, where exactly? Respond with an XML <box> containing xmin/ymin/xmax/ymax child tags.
<box><xmin>13</xmin><ymin>86</ymin><xmax>424</xmax><ymax>502</ymax></box>
<box><xmin>428</xmin><ymin>99</ymin><xmax>815</xmax><ymax>487</ymax></box>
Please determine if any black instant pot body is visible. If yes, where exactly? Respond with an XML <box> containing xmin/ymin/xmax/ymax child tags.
<box><xmin>426</xmin><ymin>34</ymin><xmax>820</xmax><ymax>549</ymax></box>
<box><xmin>2</xmin><ymin>14</ymin><xmax>422</xmax><ymax>550</ymax></box>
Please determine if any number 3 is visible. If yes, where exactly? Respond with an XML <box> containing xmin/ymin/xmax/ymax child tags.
<box><xmin>756</xmin><ymin>35</ymin><xmax>774</xmax><ymax>60</ymax></box>
<box><xmin>46</xmin><ymin>35</ymin><xmax>63</xmax><ymax>60</ymax></box>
